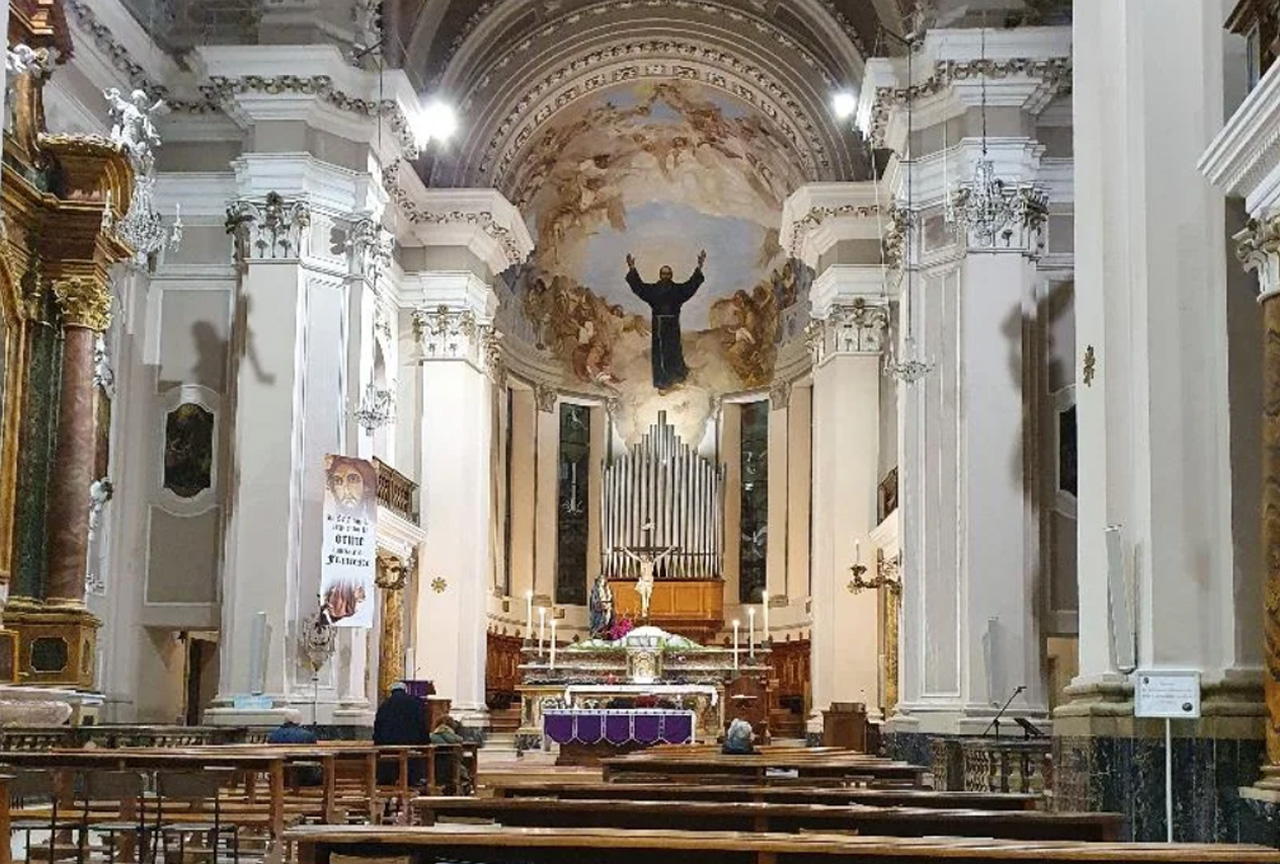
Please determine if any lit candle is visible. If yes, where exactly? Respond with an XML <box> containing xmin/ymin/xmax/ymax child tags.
<box><xmin>748</xmin><ymin>607</ymin><xmax>756</xmax><ymax>659</ymax></box>
<box><xmin>525</xmin><ymin>590</ymin><xmax>534</xmax><ymax>641</ymax></box>
<box><xmin>761</xmin><ymin>590</ymin><xmax>770</xmax><ymax>644</ymax></box>
<box><xmin>550</xmin><ymin>619</ymin><xmax>558</xmax><ymax>669</ymax></box>
<box><xmin>538</xmin><ymin>606</ymin><xmax>547</xmax><ymax>655</ymax></box>
<box><xmin>404</xmin><ymin>646</ymin><xmax>414</xmax><ymax>679</ymax></box>
<box><xmin>732</xmin><ymin>619</ymin><xmax>740</xmax><ymax>672</ymax></box>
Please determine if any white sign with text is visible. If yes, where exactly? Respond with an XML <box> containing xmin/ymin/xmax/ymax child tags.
<box><xmin>1134</xmin><ymin>670</ymin><xmax>1201</xmax><ymax>719</ymax></box>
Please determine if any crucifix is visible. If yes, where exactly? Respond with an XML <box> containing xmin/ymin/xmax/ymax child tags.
<box><xmin>617</xmin><ymin>522</ymin><xmax>678</xmax><ymax>622</ymax></box>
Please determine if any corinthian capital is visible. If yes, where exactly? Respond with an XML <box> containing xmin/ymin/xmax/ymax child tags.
<box><xmin>226</xmin><ymin>191</ymin><xmax>311</xmax><ymax>263</ymax></box>
<box><xmin>53</xmin><ymin>277</ymin><xmax>112</xmax><ymax>331</ymax></box>
<box><xmin>809</xmin><ymin>298</ymin><xmax>889</xmax><ymax>363</ymax></box>
<box><xmin>1236</xmin><ymin>215</ymin><xmax>1280</xmax><ymax>300</ymax></box>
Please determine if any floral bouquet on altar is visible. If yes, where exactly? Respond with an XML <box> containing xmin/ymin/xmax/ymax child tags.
<box><xmin>609</xmin><ymin>613</ymin><xmax>635</xmax><ymax>641</ymax></box>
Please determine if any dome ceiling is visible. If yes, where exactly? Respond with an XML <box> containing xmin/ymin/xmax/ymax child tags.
<box><xmin>396</xmin><ymin>0</ymin><xmax>912</xmax><ymax>194</ymax></box>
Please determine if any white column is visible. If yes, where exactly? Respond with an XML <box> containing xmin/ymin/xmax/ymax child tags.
<box><xmin>809</xmin><ymin>267</ymin><xmax>887</xmax><ymax>727</ymax></box>
<box><xmin>207</xmin><ymin>157</ymin><xmax>380</xmax><ymax>727</ymax></box>
<box><xmin>764</xmin><ymin>390</ymin><xmax>789</xmax><ymax>605</ymax></box>
<box><xmin>1074</xmin><ymin>0</ymin><xmax>1247</xmax><ymax>701</ymax></box>
<box><xmin>410</xmin><ymin>273</ymin><xmax>498</xmax><ymax>727</ymax></box>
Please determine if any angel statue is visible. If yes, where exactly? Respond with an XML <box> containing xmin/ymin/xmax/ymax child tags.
<box><xmin>105</xmin><ymin>87</ymin><xmax>165</xmax><ymax>173</ymax></box>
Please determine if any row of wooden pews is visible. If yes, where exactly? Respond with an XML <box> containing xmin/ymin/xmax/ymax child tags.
<box><xmin>0</xmin><ymin>741</ymin><xmax>480</xmax><ymax>863</ymax></box>
<box><xmin>283</xmin><ymin>744</ymin><xmax>1280</xmax><ymax>864</ymax></box>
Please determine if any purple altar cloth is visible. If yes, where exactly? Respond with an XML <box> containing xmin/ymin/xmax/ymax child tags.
<box><xmin>543</xmin><ymin>710</ymin><xmax>695</xmax><ymax>745</ymax></box>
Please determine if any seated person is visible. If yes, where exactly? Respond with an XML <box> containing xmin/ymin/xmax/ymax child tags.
<box><xmin>373</xmin><ymin>681</ymin><xmax>428</xmax><ymax>786</ymax></box>
<box><xmin>430</xmin><ymin>716</ymin><xmax>472</xmax><ymax>794</ymax></box>
<box><xmin>266</xmin><ymin>709</ymin><xmax>322</xmax><ymax>786</ymax></box>
<box><xmin>721</xmin><ymin>718</ymin><xmax>756</xmax><ymax>755</ymax></box>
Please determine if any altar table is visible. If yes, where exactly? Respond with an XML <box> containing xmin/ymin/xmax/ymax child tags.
<box><xmin>544</xmin><ymin>709</ymin><xmax>696</xmax><ymax>746</ymax></box>
<box><xmin>543</xmin><ymin>709</ymin><xmax>696</xmax><ymax>765</ymax></box>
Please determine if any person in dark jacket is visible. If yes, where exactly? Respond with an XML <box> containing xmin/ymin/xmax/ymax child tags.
<box><xmin>373</xmin><ymin>682</ymin><xmax>428</xmax><ymax>785</ymax></box>
<box><xmin>267</xmin><ymin>710</ymin><xmax>322</xmax><ymax>785</ymax></box>
<box><xmin>430</xmin><ymin>716</ymin><xmax>472</xmax><ymax>794</ymax></box>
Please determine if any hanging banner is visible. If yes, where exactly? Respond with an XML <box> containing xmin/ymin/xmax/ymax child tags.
<box><xmin>319</xmin><ymin>454</ymin><xmax>378</xmax><ymax>627</ymax></box>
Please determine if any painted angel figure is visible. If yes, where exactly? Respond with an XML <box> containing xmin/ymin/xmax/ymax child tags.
<box><xmin>105</xmin><ymin>87</ymin><xmax>165</xmax><ymax>171</ymax></box>
<box><xmin>620</xmin><ymin>544</ymin><xmax>677</xmax><ymax>621</ymax></box>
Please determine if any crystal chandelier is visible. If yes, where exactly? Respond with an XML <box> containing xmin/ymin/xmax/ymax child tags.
<box><xmin>109</xmin><ymin>176</ymin><xmax>182</xmax><ymax>263</ymax></box>
<box><xmin>353</xmin><ymin>381</ymin><xmax>395</xmax><ymax>432</ymax></box>
<box><xmin>942</xmin><ymin>23</ymin><xmax>1047</xmax><ymax>248</ymax></box>
<box><xmin>103</xmin><ymin>87</ymin><xmax>182</xmax><ymax>264</ymax></box>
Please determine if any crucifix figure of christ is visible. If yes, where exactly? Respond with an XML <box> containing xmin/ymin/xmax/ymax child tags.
<box><xmin>626</xmin><ymin>250</ymin><xmax>707</xmax><ymax>391</ymax></box>
<box><xmin>618</xmin><ymin>523</ymin><xmax>678</xmax><ymax>622</ymax></box>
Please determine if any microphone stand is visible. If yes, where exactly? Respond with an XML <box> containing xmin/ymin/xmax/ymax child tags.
<box><xmin>982</xmin><ymin>686</ymin><xmax>1026</xmax><ymax>738</ymax></box>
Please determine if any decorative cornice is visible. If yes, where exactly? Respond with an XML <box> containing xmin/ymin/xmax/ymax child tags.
<box><xmin>866</xmin><ymin>57</ymin><xmax>1071</xmax><ymax>148</ymax></box>
<box><xmin>53</xmin><ymin>277</ymin><xmax>112</xmax><ymax>331</ymax></box>
<box><xmin>1200</xmin><ymin>58</ymin><xmax>1280</xmax><ymax>216</ymax></box>
<box><xmin>383</xmin><ymin>167</ymin><xmax>531</xmax><ymax>268</ymax></box>
<box><xmin>204</xmin><ymin>75</ymin><xmax>419</xmax><ymax>159</ymax></box>
<box><xmin>786</xmin><ymin>203</ymin><xmax>883</xmax><ymax>257</ymax></box>
<box><xmin>64</xmin><ymin>0</ymin><xmax>164</xmax><ymax>99</ymax></box>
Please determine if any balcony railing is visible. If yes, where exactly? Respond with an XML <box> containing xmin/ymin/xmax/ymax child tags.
<box><xmin>375</xmin><ymin>457</ymin><xmax>419</xmax><ymax>523</ymax></box>
<box><xmin>1229</xmin><ymin>0</ymin><xmax>1280</xmax><ymax>91</ymax></box>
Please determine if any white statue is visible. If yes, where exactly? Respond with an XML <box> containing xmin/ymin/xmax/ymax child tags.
<box><xmin>620</xmin><ymin>544</ymin><xmax>677</xmax><ymax>621</ymax></box>
<box><xmin>6</xmin><ymin>44</ymin><xmax>49</xmax><ymax>78</ymax></box>
<box><xmin>87</xmin><ymin>478</ymin><xmax>114</xmax><ymax>541</ymax></box>
<box><xmin>105</xmin><ymin>87</ymin><xmax>164</xmax><ymax>172</ymax></box>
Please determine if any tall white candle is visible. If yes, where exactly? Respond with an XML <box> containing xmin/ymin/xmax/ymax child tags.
<box><xmin>404</xmin><ymin>646</ymin><xmax>414</xmax><ymax>679</ymax></box>
<box><xmin>855</xmin><ymin>539</ymin><xmax>861</xmax><ymax>563</ymax></box>
<box><xmin>732</xmin><ymin>619</ymin><xmax>740</xmax><ymax>672</ymax></box>
<box><xmin>525</xmin><ymin>590</ymin><xmax>534</xmax><ymax>640</ymax></box>
<box><xmin>550</xmin><ymin>619</ymin><xmax>558</xmax><ymax>669</ymax></box>
<box><xmin>538</xmin><ymin>606</ymin><xmax>547</xmax><ymax>655</ymax></box>
<box><xmin>748</xmin><ymin>607</ymin><xmax>756</xmax><ymax>659</ymax></box>
<box><xmin>761</xmin><ymin>591</ymin><xmax>770</xmax><ymax>644</ymax></box>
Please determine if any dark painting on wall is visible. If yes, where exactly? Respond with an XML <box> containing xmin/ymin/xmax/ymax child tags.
<box><xmin>164</xmin><ymin>403</ymin><xmax>214</xmax><ymax>498</ymax></box>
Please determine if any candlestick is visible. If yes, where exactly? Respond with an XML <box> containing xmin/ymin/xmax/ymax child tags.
<box><xmin>761</xmin><ymin>590</ymin><xmax>770</xmax><ymax>644</ymax></box>
<box><xmin>732</xmin><ymin>619</ymin><xmax>740</xmax><ymax>672</ymax></box>
<box><xmin>748</xmin><ymin>607</ymin><xmax>756</xmax><ymax>659</ymax></box>
<box><xmin>525</xmin><ymin>590</ymin><xmax>533</xmax><ymax>641</ymax></box>
<box><xmin>550</xmin><ymin>620</ymin><xmax>558</xmax><ymax>669</ymax></box>
<box><xmin>538</xmin><ymin>606</ymin><xmax>546</xmax><ymax>655</ymax></box>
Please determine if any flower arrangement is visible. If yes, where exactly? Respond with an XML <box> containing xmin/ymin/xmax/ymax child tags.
<box><xmin>609</xmin><ymin>613</ymin><xmax>635</xmax><ymax>641</ymax></box>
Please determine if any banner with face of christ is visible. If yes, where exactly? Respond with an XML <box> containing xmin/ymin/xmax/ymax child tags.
<box><xmin>320</xmin><ymin>454</ymin><xmax>378</xmax><ymax>627</ymax></box>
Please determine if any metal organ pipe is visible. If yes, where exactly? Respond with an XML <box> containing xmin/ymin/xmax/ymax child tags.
<box><xmin>600</xmin><ymin>411</ymin><xmax>724</xmax><ymax>582</ymax></box>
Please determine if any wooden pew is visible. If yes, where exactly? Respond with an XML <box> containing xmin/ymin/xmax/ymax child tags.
<box><xmin>413</xmin><ymin>796</ymin><xmax>1122</xmax><ymax>842</ymax></box>
<box><xmin>600</xmin><ymin>752</ymin><xmax>928</xmax><ymax>785</ymax></box>
<box><xmin>287</xmin><ymin>824</ymin><xmax>1280</xmax><ymax>864</ymax></box>
<box><xmin>486</xmin><ymin>780</ymin><xmax>1041</xmax><ymax>810</ymax></box>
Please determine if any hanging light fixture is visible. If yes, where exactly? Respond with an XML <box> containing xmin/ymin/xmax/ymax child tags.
<box><xmin>883</xmin><ymin>35</ymin><xmax>934</xmax><ymax>386</ymax></box>
<box><xmin>353</xmin><ymin>380</ymin><xmax>396</xmax><ymax>432</ymax></box>
<box><xmin>943</xmin><ymin>21</ymin><xmax>1047</xmax><ymax>248</ymax></box>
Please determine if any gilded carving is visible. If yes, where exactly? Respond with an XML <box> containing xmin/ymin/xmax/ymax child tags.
<box><xmin>52</xmin><ymin>277</ymin><xmax>111</xmax><ymax>331</ymax></box>
<box><xmin>375</xmin><ymin>552</ymin><xmax>411</xmax><ymax>700</ymax></box>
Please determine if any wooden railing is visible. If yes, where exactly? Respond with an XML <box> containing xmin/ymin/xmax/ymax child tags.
<box><xmin>0</xmin><ymin>725</ymin><xmax>253</xmax><ymax>750</ymax></box>
<box><xmin>486</xmin><ymin>630</ymin><xmax>523</xmax><ymax>709</ymax></box>
<box><xmin>375</xmin><ymin>457</ymin><xmax>419</xmax><ymax>523</ymax></box>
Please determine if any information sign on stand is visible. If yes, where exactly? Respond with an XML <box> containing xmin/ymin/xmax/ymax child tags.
<box><xmin>1134</xmin><ymin>670</ymin><xmax>1201</xmax><ymax>842</ymax></box>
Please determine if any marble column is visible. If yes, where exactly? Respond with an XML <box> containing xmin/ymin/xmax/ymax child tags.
<box><xmin>410</xmin><ymin>273</ymin><xmax>498</xmax><ymax>729</ymax></box>
<box><xmin>375</xmin><ymin>552</ymin><xmax>409</xmax><ymax>702</ymax></box>
<box><xmin>46</xmin><ymin>276</ymin><xmax>111</xmax><ymax>604</ymax></box>
<box><xmin>808</xmin><ymin>267</ymin><xmax>887</xmax><ymax>729</ymax></box>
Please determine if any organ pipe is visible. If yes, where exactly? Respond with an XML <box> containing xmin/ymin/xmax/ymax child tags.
<box><xmin>601</xmin><ymin>411</ymin><xmax>725</xmax><ymax>580</ymax></box>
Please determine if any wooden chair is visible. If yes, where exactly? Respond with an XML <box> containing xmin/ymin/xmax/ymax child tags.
<box><xmin>74</xmin><ymin>771</ymin><xmax>148</xmax><ymax>864</ymax></box>
<box><xmin>7</xmin><ymin>769</ymin><xmax>69</xmax><ymax>864</ymax></box>
<box><xmin>152</xmin><ymin>770</ymin><xmax>238</xmax><ymax>864</ymax></box>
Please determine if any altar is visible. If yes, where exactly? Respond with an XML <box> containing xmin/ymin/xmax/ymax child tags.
<box><xmin>516</xmin><ymin>626</ymin><xmax>770</xmax><ymax>755</ymax></box>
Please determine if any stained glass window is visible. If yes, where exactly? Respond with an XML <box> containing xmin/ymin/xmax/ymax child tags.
<box><xmin>740</xmin><ymin>400</ymin><xmax>768</xmax><ymax>604</ymax></box>
<box><xmin>556</xmin><ymin>403</ymin><xmax>590</xmax><ymax>605</ymax></box>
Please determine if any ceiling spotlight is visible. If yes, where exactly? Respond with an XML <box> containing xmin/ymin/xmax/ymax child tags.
<box><xmin>414</xmin><ymin>99</ymin><xmax>458</xmax><ymax>146</ymax></box>
<box><xmin>832</xmin><ymin>91</ymin><xmax>858</xmax><ymax>120</ymax></box>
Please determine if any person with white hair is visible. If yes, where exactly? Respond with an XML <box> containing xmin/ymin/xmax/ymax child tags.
<box><xmin>267</xmin><ymin>708</ymin><xmax>321</xmax><ymax>785</ymax></box>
